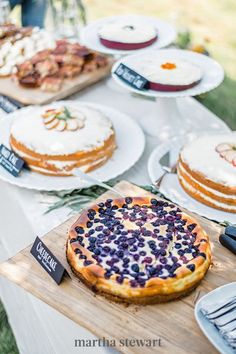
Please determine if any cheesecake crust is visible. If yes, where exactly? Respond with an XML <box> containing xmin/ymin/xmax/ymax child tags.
<box><xmin>67</xmin><ymin>197</ymin><xmax>211</xmax><ymax>304</ymax></box>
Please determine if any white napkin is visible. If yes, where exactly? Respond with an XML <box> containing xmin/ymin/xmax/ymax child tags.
<box><xmin>201</xmin><ymin>295</ymin><xmax>236</xmax><ymax>349</ymax></box>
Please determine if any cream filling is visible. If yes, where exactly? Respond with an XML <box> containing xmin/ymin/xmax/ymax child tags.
<box><xmin>12</xmin><ymin>145</ymin><xmax>108</xmax><ymax>171</ymax></box>
<box><xmin>30</xmin><ymin>156</ymin><xmax>107</xmax><ymax>174</ymax></box>
<box><xmin>179</xmin><ymin>173</ymin><xmax>236</xmax><ymax>211</ymax></box>
<box><xmin>179</xmin><ymin>163</ymin><xmax>236</xmax><ymax>200</ymax></box>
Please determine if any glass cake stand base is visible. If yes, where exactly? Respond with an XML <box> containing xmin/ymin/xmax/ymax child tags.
<box><xmin>141</xmin><ymin>97</ymin><xmax>191</xmax><ymax>140</ymax></box>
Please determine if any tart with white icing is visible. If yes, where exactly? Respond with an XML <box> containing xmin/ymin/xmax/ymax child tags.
<box><xmin>177</xmin><ymin>133</ymin><xmax>236</xmax><ymax>213</ymax></box>
<box><xmin>98</xmin><ymin>22</ymin><xmax>157</xmax><ymax>50</ymax></box>
<box><xmin>10</xmin><ymin>105</ymin><xmax>116</xmax><ymax>176</ymax></box>
<box><xmin>67</xmin><ymin>197</ymin><xmax>211</xmax><ymax>304</ymax></box>
<box><xmin>131</xmin><ymin>58</ymin><xmax>203</xmax><ymax>91</ymax></box>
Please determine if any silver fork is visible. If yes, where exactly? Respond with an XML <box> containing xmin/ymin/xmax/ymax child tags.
<box><xmin>154</xmin><ymin>151</ymin><xmax>177</xmax><ymax>189</ymax></box>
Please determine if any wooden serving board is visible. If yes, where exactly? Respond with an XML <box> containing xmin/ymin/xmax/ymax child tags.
<box><xmin>0</xmin><ymin>61</ymin><xmax>112</xmax><ymax>106</ymax></box>
<box><xmin>0</xmin><ymin>181</ymin><xmax>235</xmax><ymax>354</ymax></box>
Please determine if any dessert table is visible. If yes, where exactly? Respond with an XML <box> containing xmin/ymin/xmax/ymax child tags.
<box><xmin>0</xmin><ymin>79</ymin><xmax>229</xmax><ymax>354</ymax></box>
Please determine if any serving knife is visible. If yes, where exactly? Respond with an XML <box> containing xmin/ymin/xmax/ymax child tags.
<box><xmin>73</xmin><ymin>168</ymin><xmax>125</xmax><ymax>198</ymax></box>
<box><xmin>154</xmin><ymin>151</ymin><xmax>177</xmax><ymax>189</ymax></box>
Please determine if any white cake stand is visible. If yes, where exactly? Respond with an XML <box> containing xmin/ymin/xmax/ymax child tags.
<box><xmin>80</xmin><ymin>14</ymin><xmax>176</xmax><ymax>56</ymax></box>
<box><xmin>111</xmin><ymin>49</ymin><xmax>224</xmax><ymax>139</ymax></box>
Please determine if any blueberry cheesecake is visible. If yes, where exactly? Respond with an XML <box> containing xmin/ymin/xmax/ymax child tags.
<box><xmin>67</xmin><ymin>197</ymin><xmax>211</xmax><ymax>304</ymax></box>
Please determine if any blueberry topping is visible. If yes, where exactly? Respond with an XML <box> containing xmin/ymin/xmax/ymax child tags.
<box><xmin>175</xmin><ymin>243</ymin><xmax>181</xmax><ymax>249</ymax></box>
<box><xmin>116</xmin><ymin>275</ymin><xmax>124</xmax><ymax>284</ymax></box>
<box><xmin>187</xmin><ymin>264</ymin><xmax>195</xmax><ymax>272</ymax></box>
<box><xmin>75</xmin><ymin>226</ymin><xmax>84</xmax><ymax>234</ymax></box>
<box><xmin>125</xmin><ymin>197</ymin><xmax>133</xmax><ymax>204</ymax></box>
<box><xmin>187</xmin><ymin>223</ymin><xmax>197</xmax><ymax>232</ymax></box>
<box><xmin>150</xmin><ymin>198</ymin><xmax>158</xmax><ymax>205</ymax></box>
<box><xmin>84</xmin><ymin>260</ymin><xmax>93</xmax><ymax>266</ymax></box>
<box><xmin>94</xmin><ymin>248</ymin><xmax>101</xmax><ymax>255</ymax></box>
<box><xmin>131</xmin><ymin>263</ymin><xmax>139</xmax><ymax>273</ymax></box>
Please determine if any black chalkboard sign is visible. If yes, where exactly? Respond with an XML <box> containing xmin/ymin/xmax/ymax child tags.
<box><xmin>0</xmin><ymin>144</ymin><xmax>24</xmax><ymax>177</ymax></box>
<box><xmin>114</xmin><ymin>63</ymin><xmax>148</xmax><ymax>90</ymax></box>
<box><xmin>31</xmin><ymin>236</ymin><xmax>68</xmax><ymax>285</ymax></box>
<box><xmin>0</xmin><ymin>95</ymin><xmax>22</xmax><ymax>114</ymax></box>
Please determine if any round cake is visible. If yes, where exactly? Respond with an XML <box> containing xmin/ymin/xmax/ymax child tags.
<box><xmin>67</xmin><ymin>197</ymin><xmax>211</xmax><ymax>304</ymax></box>
<box><xmin>98</xmin><ymin>22</ymin><xmax>157</xmax><ymax>50</ymax></box>
<box><xmin>131</xmin><ymin>58</ymin><xmax>202</xmax><ymax>91</ymax></box>
<box><xmin>10</xmin><ymin>104</ymin><xmax>116</xmax><ymax>176</ymax></box>
<box><xmin>177</xmin><ymin>134</ymin><xmax>236</xmax><ymax>213</ymax></box>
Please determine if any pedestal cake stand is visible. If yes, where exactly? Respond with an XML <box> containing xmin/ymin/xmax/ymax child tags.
<box><xmin>80</xmin><ymin>14</ymin><xmax>176</xmax><ymax>93</ymax></box>
<box><xmin>80</xmin><ymin>14</ymin><xmax>176</xmax><ymax>56</ymax></box>
<box><xmin>111</xmin><ymin>49</ymin><xmax>224</xmax><ymax>139</ymax></box>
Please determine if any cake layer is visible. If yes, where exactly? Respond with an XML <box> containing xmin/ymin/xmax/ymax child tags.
<box><xmin>99</xmin><ymin>36</ymin><xmax>157</xmax><ymax>50</ymax></box>
<box><xmin>180</xmin><ymin>134</ymin><xmax>236</xmax><ymax>192</ymax></box>
<box><xmin>178</xmin><ymin>162</ymin><xmax>236</xmax><ymax>205</ymax></box>
<box><xmin>178</xmin><ymin>169</ymin><xmax>236</xmax><ymax>213</ymax></box>
<box><xmin>10</xmin><ymin>133</ymin><xmax>116</xmax><ymax>175</ymax></box>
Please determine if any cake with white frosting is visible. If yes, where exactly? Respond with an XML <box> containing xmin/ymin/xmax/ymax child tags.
<box><xmin>98</xmin><ymin>22</ymin><xmax>157</xmax><ymax>50</ymax></box>
<box><xmin>10</xmin><ymin>104</ymin><xmax>116</xmax><ymax>176</ymax></box>
<box><xmin>177</xmin><ymin>134</ymin><xmax>236</xmax><ymax>213</ymax></box>
<box><xmin>131</xmin><ymin>58</ymin><xmax>202</xmax><ymax>91</ymax></box>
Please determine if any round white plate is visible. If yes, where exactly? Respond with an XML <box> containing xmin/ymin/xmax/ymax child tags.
<box><xmin>0</xmin><ymin>101</ymin><xmax>145</xmax><ymax>191</ymax></box>
<box><xmin>195</xmin><ymin>282</ymin><xmax>236</xmax><ymax>354</ymax></box>
<box><xmin>112</xmin><ymin>49</ymin><xmax>224</xmax><ymax>98</ymax></box>
<box><xmin>80</xmin><ymin>15</ymin><xmax>176</xmax><ymax>55</ymax></box>
<box><xmin>147</xmin><ymin>133</ymin><xmax>236</xmax><ymax>224</ymax></box>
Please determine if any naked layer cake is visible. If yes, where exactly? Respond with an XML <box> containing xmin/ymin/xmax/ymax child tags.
<box><xmin>98</xmin><ymin>22</ymin><xmax>157</xmax><ymax>50</ymax></box>
<box><xmin>131</xmin><ymin>57</ymin><xmax>202</xmax><ymax>91</ymax></box>
<box><xmin>67</xmin><ymin>197</ymin><xmax>211</xmax><ymax>304</ymax></box>
<box><xmin>10</xmin><ymin>104</ymin><xmax>116</xmax><ymax>176</ymax></box>
<box><xmin>177</xmin><ymin>134</ymin><xmax>236</xmax><ymax>213</ymax></box>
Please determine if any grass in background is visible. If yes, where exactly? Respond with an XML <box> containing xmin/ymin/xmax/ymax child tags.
<box><xmin>0</xmin><ymin>301</ymin><xmax>19</xmax><ymax>354</ymax></box>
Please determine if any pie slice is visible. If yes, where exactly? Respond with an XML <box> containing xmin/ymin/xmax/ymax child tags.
<box><xmin>67</xmin><ymin>197</ymin><xmax>211</xmax><ymax>304</ymax></box>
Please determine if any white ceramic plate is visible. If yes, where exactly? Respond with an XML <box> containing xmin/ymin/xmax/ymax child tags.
<box><xmin>147</xmin><ymin>133</ymin><xmax>236</xmax><ymax>224</ymax></box>
<box><xmin>112</xmin><ymin>49</ymin><xmax>224</xmax><ymax>98</ymax></box>
<box><xmin>80</xmin><ymin>15</ymin><xmax>176</xmax><ymax>55</ymax></box>
<box><xmin>0</xmin><ymin>101</ymin><xmax>145</xmax><ymax>191</ymax></box>
<box><xmin>195</xmin><ymin>283</ymin><xmax>236</xmax><ymax>354</ymax></box>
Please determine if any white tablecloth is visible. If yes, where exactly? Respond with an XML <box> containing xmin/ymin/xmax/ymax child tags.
<box><xmin>0</xmin><ymin>79</ymin><xmax>229</xmax><ymax>354</ymax></box>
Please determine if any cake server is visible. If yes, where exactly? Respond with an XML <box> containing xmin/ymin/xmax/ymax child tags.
<box><xmin>154</xmin><ymin>151</ymin><xmax>177</xmax><ymax>189</ymax></box>
<box><xmin>73</xmin><ymin>168</ymin><xmax>125</xmax><ymax>197</ymax></box>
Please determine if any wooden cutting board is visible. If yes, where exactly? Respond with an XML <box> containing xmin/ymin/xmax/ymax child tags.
<box><xmin>0</xmin><ymin>61</ymin><xmax>112</xmax><ymax>105</ymax></box>
<box><xmin>0</xmin><ymin>181</ymin><xmax>235</xmax><ymax>354</ymax></box>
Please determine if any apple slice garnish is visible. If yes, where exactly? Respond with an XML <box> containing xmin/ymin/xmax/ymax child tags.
<box><xmin>216</xmin><ymin>143</ymin><xmax>232</xmax><ymax>153</ymax></box>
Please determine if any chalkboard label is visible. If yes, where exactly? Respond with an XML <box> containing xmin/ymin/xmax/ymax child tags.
<box><xmin>0</xmin><ymin>95</ymin><xmax>22</xmax><ymax>114</ymax></box>
<box><xmin>0</xmin><ymin>144</ymin><xmax>24</xmax><ymax>177</ymax></box>
<box><xmin>114</xmin><ymin>63</ymin><xmax>148</xmax><ymax>90</ymax></box>
<box><xmin>30</xmin><ymin>236</ymin><xmax>68</xmax><ymax>285</ymax></box>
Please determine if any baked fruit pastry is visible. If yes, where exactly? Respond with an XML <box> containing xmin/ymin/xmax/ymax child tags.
<box><xmin>177</xmin><ymin>134</ymin><xmax>236</xmax><ymax>213</ymax></box>
<box><xmin>67</xmin><ymin>197</ymin><xmax>211</xmax><ymax>304</ymax></box>
<box><xmin>10</xmin><ymin>104</ymin><xmax>116</xmax><ymax>176</ymax></box>
<box><xmin>131</xmin><ymin>58</ymin><xmax>202</xmax><ymax>91</ymax></box>
<box><xmin>15</xmin><ymin>39</ymin><xmax>109</xmax><ymax>92</ymax></box>
<box><xmin>98</xmin><ymin>22</ymin><xmax>157</xmax><ymax>50</ymax></box>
